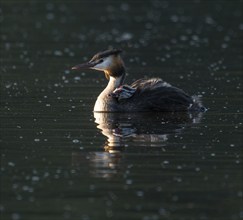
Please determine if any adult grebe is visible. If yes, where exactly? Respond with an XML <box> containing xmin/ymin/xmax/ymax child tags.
<box><xmin>72</xmin><ymin>49</ymin><xmax>205</xmax><ymax>112</ymax></box>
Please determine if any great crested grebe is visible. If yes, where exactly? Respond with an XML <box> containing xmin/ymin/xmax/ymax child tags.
<box><xmin>72</xmin><ymin>49</ymin><xmax>205</xmax><ymax>112</ymax></box>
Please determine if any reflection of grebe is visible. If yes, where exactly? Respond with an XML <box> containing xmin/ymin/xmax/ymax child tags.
<box><xmin>72</xmin><ymin>49</ymin><xmax>206</xmax><ymax>112</ymax></box>
<box><xmin>71</xmin><ymin>151</ymin><xmax>122</xmax><ymax>179</ymax></box>
<box><xmin>72</xmin><ymin>112</ymin><xmax>203</xmax><ymax>179</ymax></box>
<box><xmin>94</xmin><ymin>111</ymin><xmax>203</xmax><ymax>151</ymax></box>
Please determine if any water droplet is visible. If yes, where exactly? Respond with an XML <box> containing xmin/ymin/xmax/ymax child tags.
<box><xmin>72</xmin><ymin>139</ymin><xmax>79</xmax><ymax>143</ymax></box>
<box><xmin>136</xmin><ymin>191</ymin><xmax>144</xmax><ymax>197</ymax></box>
<box><xmin>46</xmin><ymin>13</ymin><xmax>55</xmax><ymax>20</ymax></box>
<box><xmin>171</xmin><ymin>15</ymin><xmax>179</xmax><ymax>22</ymax></box>
<box><xmin>54</xmin><ymin>50</ymin><xmax>63</xmax><ymax>56</ymax></box>
<box><xmin>126</xmin><ymin>179</ymin><xmax>133</xmax><ymax>185</ymax></box>
<box><xmin>64</xmin><ymin>70</ymin><xmax>70</xmax><ymax>74</ymax></box>
<box><xmin>32</xmin><ymin>176</ymin><xmax>40</xmax><ymax>182</ymax></box>
<box><xmin>16</xmin><ymin>195</ymin><xmax>22</xmax><ymax>201</ymax></box>
<box><xmin>221</xmin><ymin>43</ymin><xmax>228</xmax><ymax>49</ymax></box>
<box><xmin>74</xmin><ymin>76</ymin><xmax>81</xmax><ymax>81</ymax></box>
<box><xmin>120</xmin><ymin>32</ymin><xmax>133</xmax><ymax>41</ymax></box>
<box><xmin>8</xmin><ymin>162</ymin><xmax>15</xmax><ymax>167</ymax></box>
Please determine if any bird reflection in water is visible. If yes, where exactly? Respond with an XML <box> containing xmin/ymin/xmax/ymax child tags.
<box><xmin>94</xmin><ymin>112</ymin><xmax>203</xmax><ymax>150</ymax></box>
<box><xmin>77</xmin><ymin>112</ymin><xmax>203</xmax><ymax>178</ymax></box>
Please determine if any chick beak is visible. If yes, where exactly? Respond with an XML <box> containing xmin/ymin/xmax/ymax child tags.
<box><xmin>71</xmin><ymin>61</ymin><xmax>96</xmax><ymax>70</ymax></box>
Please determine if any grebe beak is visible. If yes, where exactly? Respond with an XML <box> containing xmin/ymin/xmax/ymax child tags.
<box><xmin>71</xmin><ymin>61</ymin><xmax>96</xmax><ymax>70</ymax></box>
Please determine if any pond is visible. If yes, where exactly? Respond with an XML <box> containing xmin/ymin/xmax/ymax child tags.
<box><xmin>1</xmin><ymin>0</ymin><xmax>242</xmax><ymax>220</ymax></box>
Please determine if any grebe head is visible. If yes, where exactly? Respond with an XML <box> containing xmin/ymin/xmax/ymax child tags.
<box><xmin>72</xmin><ymin>49</ymin><xmax>125</xmax><ymax>79</ymax></box>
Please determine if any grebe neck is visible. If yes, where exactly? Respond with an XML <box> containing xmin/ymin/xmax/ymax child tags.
<box><xmin>94</xmin><ymin>72</ymin><xmax>126</xmax><ymax>112</ymax></box>
<box><xmin>104</xmin><ymin>72</ymin><xmax>125</xmax><ymax>92</ymax></box>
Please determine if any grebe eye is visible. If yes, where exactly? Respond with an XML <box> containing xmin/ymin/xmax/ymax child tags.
<box><xmin>99</xmin><ymin>59</ymin><xmax>104</xmax><ymax>63</ymax></box>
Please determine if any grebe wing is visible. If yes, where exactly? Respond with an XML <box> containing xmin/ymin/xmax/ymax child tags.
<box><xmin>131</xmin><ymin>78</ymin><xmax>171</xmax><ymax>90</ymax></box>
<box><xmin>130</xmin><ymin>78</ymin><xmax>194</xmax><ymax>111</ymax></box>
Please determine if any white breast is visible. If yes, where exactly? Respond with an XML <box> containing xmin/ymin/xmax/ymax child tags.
<box><xmin>94</xmin><ymin>98</ymin><xmax>105</xmax><ymax>112</ymax></box>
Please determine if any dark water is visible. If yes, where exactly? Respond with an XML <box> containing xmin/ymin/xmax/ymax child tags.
<box><xmin>1</xmin><ymin>0</ymin><xmax>242</xmax><ymax>220</ymax></box>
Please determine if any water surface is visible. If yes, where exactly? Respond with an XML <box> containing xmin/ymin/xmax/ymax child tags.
<box><xmin>1</xmin><ymin>0</ymin><xmax>242</xmax><ymax>220</ymax></box>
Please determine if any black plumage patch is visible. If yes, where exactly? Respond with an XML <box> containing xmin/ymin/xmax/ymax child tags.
<box><xmin>90</xmin><ymin>49</ymin><xmax>122</xmax><ymax>62</ymax></box>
